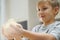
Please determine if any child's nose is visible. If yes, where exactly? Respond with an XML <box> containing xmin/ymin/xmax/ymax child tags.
<box><xmin>39</xmin><ymin>11</ymin><xmax>44</xmax><ymax>14</ymax></box>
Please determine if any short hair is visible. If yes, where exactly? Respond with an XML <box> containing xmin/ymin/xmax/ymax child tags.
<box><xmin>37</xmin><ymin>0</ymin><xmax>60</xmax><ymax>8</ymax></box>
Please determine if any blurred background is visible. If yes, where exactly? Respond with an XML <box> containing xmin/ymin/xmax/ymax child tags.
<box><xmin>0</xmin><ymin>0</ymin><xmax>60</xmax><ymax>40</ymax></box>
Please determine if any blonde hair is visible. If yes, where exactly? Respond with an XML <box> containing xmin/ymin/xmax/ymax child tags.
<box><xmin>38</xmin><ymin>0</ymin><xmax>60</xmax><ymax>8</ymax></box>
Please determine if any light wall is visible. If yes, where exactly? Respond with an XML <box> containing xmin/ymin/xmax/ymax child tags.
<box><xmin>28</xmin><ymin>0</ymin><xmax>40</xmax><ymax>30</ymax></box>
<box><xmin>6</xmin><ymin>0</ymin><xmax>28</xmax><ymax>21</ymax></box>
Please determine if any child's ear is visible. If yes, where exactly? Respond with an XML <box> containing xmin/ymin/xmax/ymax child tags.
<box><xmin>54</xmin><ymin>6</ymin><xmax>59</xmax><ymax>15</ymax></box>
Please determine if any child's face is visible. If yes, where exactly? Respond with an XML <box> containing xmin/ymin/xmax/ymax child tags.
<box><xmin>37</xmin><ymin>1</ymin><xmax>57</xmax><ymax>22</ymax></box>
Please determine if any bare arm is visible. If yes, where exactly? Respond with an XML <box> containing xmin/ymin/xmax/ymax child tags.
<box><xmin>21</xmin><ymin>29</ymin><xmax>56</xmax><ymax>40</ymax></box>
<box><xmin>7</xmin><ymin>39</ymin><xmax>14</xmax><ymax>40</ymax></box>
<box><xmin>14</xmin><ymin>36</ymin><xmax>21</xmax><ymax>40</ymax></box>
<box><xmin>7</xmin><ymin>37</ymin><xmax>21</xmax><ymax>40</ymax></box>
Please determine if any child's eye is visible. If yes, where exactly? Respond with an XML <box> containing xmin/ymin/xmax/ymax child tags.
<box><xmin>38</xmin><ymin>9</ymin><xmax>40</xmax><ymax>11</ymax></box>
<box><xmin>43</xmin><ymin>8</ymin><xmax>48</xmax><ymax>10</ymax></box>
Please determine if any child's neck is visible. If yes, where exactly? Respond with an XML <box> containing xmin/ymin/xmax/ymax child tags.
<box><xmin>43</xmin><ymin>19</ymin><xmax>55</xmax><ymax>26</ymax></box>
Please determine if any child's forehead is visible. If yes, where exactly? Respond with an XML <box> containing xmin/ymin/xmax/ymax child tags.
<box><xmin>37</xmin><ymin>1</ymin><xmax>51</xmax><ymax>7</ymax></box>
<box><xmin>38</xmin><ymin>1</ymin><xmax>50</xmax><ymax>6</ymax></box>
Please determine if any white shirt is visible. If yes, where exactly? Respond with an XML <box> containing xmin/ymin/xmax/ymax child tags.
<box><xmin>32</xmin><ymin>21</ymin><xmax>60</xmax><ymax>40</ymax></box>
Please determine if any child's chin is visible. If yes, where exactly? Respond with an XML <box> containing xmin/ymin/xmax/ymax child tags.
<box><xmin>39</xmin><ymin>18</ymin><xmax>45</xmax><ymax>22</ymax></box>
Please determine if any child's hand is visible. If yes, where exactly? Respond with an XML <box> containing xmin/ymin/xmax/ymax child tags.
<box><xmin>2</xmin><ymin>19</ymin><xmax>21</xmax><ymax>39</ymax></box>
